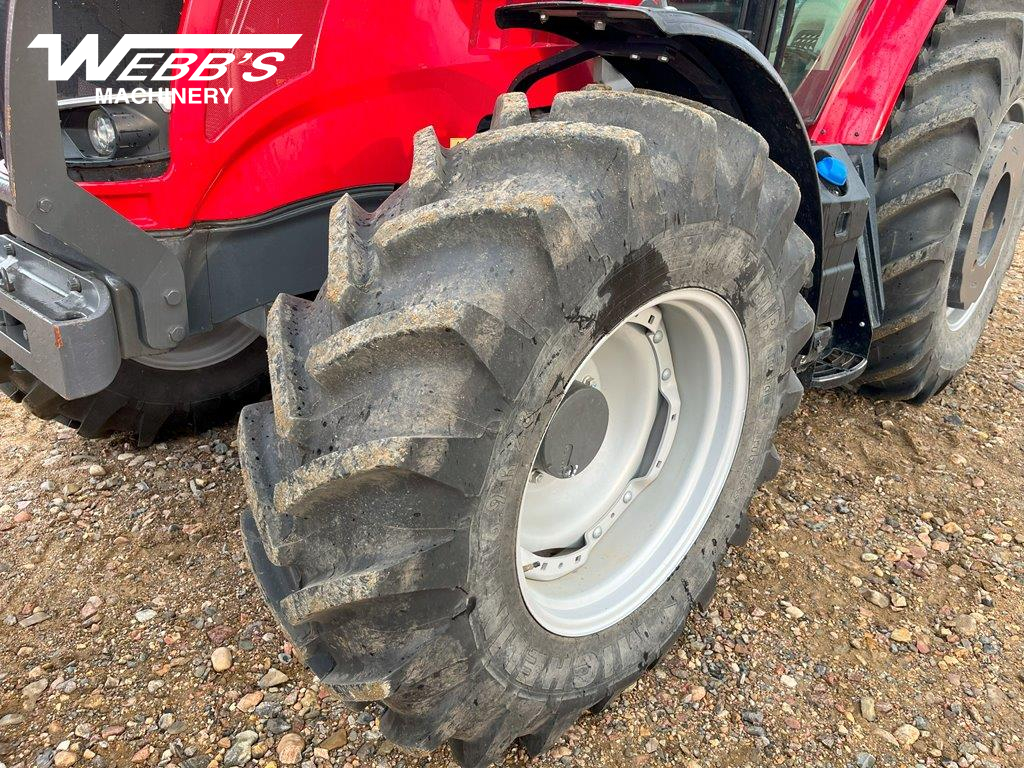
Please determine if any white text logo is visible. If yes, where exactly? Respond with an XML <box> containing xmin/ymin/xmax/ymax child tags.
<box><xmin>30</xmin><ymin>34</ymin><xmax>300</xmax><ymax>104</ymax></box>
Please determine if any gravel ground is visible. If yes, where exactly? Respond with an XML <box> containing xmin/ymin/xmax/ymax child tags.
<box><xmin>2</xmin><ymin>249</ymin><xmax>1024</xmax><ymax>768</ymax></box>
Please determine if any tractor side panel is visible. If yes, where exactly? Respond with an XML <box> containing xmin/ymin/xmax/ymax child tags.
<box><xmin>807</xmin><ymin>0</ymin><xmax>947</xmax><ymax>145</ymax></box>
<box><xmin>80</xmin><ymin>0</ymin><xmax>589</xmax><ymax>230</ymax></box>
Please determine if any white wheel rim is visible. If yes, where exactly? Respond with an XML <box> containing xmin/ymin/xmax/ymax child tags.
<box><xmin>516</xmin><ymin>288</ymin><xmax>749</xmax><ymax>637</ymax></box>
<box><xmin>946</xmin><ymin>270</ymin><xmax>996</xmax><ymax>332</ymax></box>
<box><xmin>136</xmin><ymin>320</ymin><xmax>259</xmax><ymax>371</ymax></box>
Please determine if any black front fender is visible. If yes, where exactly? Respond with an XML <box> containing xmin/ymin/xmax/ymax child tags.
<box><xmin>496</xmin><ymin>2</ymin><xmax>822</xmax><ymax>255</ymax></box>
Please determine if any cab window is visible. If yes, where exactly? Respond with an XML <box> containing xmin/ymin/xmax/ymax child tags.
<box><xmin>667</xmin><ymin>0</ymin><xmax>873</xmax><ymax>123</ymax></box>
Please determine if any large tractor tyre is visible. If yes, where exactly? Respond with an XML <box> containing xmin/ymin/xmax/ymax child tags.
<box><xmin>860</xmin><ymin>0</ymin><xmax>1024</xmax><ymax>401</ymax></box>
<box><xmin>240</xmin><ymin>88</ymin><xmax>813</xmax><ymax>766</ymax></box>
<box><xmin>0</xmin><ymin>322</ymin><xmax>268</xmax><ymax>446</ymax></box>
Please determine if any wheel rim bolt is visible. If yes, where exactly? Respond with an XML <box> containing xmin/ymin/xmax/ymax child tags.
<box><xmin>593</xmin><ymin>526</ymin><xmax>603</xmax><ymax>539</ymax></box>
<box><xmin>661</xmin><ymin>368</ymin><xmax>671</xmax><ymax>381</ymax></box>
<box><xmin>652</xmin><ymin>330</ymin><xmax>664</xmax><ymax>343</ymax></box>
<box><xmin>623</xmin><ymin>491</ymin><xmax>633</xmax><ymax>503</ymax></box>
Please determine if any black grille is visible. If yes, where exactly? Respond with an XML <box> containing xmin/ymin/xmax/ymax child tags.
<box><xmin>52</xmin><ymin>0</ymin><xmax>185</xmax><ymax>100</ymax></box>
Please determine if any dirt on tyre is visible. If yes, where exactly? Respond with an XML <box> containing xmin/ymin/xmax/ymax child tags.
<box><xmin>860</xmin><ymin>0</ymin><xmax>1024</xmax><ymax>401</ymax></box>
<box><xmin>239</xmin><ymin>87</ymin><xmax>813</xmax><ymax>765</ymax></box>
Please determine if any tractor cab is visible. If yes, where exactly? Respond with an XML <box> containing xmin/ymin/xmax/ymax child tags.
<box><xmin>673</xmin><ymin>0</ymin><xmax>870</xmax><ymax>121</ymax></box>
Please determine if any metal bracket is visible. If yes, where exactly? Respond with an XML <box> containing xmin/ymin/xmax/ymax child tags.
<box><xmin>0</xmin><ymin>234</ymin><xmax>120</xmax><ymax>398</ymax></box>
<box><xmin>2</xmin><ymin>0</ymin><xmax>187</xmax><ymax>350</ymax></box>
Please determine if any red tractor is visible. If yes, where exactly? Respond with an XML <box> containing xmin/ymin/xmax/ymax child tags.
<box><xmin>1</xmin><ymin>0</ymin><xmax>1021</xmax><ymax>763</ymax></box>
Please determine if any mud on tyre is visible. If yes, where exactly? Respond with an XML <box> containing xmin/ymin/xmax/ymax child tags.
<box><xmin>240</xmin><ymin>87</ymin><xmax>813</xmax><ymax>765</ymax></box>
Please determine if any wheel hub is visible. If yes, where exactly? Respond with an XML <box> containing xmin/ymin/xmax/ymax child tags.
<box><xmin>516</xmin><ymin>289</ymin><xmax>749</xmax><ymax>637</ymax></box>
<box><xmin>521</xmin><ymin>306</ymin><xmax>681</xmax><ymax>583</ymax></box>
<box><xmin>536</xmin><ymin>382</ymin><xmax>610</xmax><ymax>479</ymax></box>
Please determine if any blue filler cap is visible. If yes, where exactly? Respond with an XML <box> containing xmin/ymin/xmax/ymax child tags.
<box><xmin>816</xmin><ymin>155</ymin><xmax>848</xmax><ymax>188</ymax></box>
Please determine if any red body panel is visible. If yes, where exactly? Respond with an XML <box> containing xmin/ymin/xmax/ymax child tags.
<box><xmin>807</xmin><ymin>0</ymin><xmax>947</xmax><ymax>145</ymax></box>
<box><xmin>83</xmin><ymin>0</ymin><xmax>946</xmax><ymax>230</ymax></box>
<box><xmin>82</xmin><ymin>1</ymin><xmax>590</xmax><ymax>230</ymax></box>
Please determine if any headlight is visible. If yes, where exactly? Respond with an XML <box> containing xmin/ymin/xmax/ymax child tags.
<box><xmin>60</xmin><ymin>103</ymin><xmax>164</xmax><ymax>165</ymax></box>
<box><xmin>87</xmin><ymin>109</ymin><xmax>118</xmax><ymax>158</ymax></box>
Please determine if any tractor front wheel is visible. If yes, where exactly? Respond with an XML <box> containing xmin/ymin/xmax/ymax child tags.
<box><xmin>240</xmin><ymin>88</ymin><xmax>813</xmax><ymax>765</ymax></box>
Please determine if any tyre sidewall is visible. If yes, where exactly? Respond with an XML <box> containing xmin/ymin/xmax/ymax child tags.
<box><xmin>467</xmin><ymin>222</ymin><xmax>788</xmax><ymax>704</ymax></box>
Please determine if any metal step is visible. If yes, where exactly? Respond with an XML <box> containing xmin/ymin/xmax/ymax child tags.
<box><xmin>811</xmin><ymin>348</ymin><xmax>868</xmax><ymax>389</ymax></box>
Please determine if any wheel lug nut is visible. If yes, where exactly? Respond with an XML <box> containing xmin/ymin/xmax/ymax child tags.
<box><xmin>661</xmin><ymin>368</ymin><xmax>671</xmax><ymax>381</ymax></box>
<box><xmin>592</xmin><ymin>526</ymin><xmax>603</xmax><ymax>539</ymax></box>
<box><xmin>652</xmin><ymin>330</ymin><xmax>664</xmax><ymax>343</ymax></box>
<box><xmin>623</xmin><ymin>491</ymin><xmax>633</xmax><ymax>503</ymax></box>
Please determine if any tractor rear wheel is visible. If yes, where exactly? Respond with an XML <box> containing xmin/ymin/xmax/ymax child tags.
<box><xmin>240</xmin><ymin>88</ymin><xmax>813</xmax><ymax>766</ymax></box>
<box><xmin>860</xmin><ymin>0</ymin><xmax>1024</xmax><ymax>401</ymax></box>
